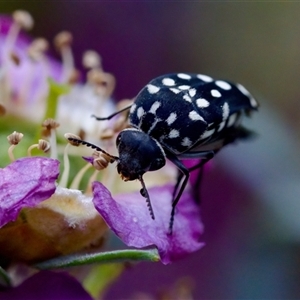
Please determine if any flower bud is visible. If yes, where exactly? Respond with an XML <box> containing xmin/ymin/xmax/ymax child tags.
<box><xmin>12</xmin><ymin>10</ymin><xmax>34</xmax><ymax>30</ymax></box>
<box><xmin>54</xmin><ymin>31</ymin><xmax>73</xmax><ymax>51</ymax></box>
<box><xmin>82</xmin><ymin>50</ymin><xmax>101</xmax><ymax>69</ymax></box>
<box><xmin>7</xmin><ymin>131</ymin><xmax>24</xmax><ymax>145</ymax></box>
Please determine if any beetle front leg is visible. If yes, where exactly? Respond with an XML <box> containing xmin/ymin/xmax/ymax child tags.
<box><xmin>167</xmin><ymin>153</ymin><xmax>190</xmax><ymax>234</ymax></box>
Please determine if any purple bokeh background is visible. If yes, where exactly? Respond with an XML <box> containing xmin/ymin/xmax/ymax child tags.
<box><xmin>1</xmin><ymin>271</ymin><xmax>92</xmax><ymax>300</ymax></box>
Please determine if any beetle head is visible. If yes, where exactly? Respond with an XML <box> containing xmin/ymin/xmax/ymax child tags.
<box><xmin>116</xmin><ymin>129</ymin><xmax>166</xmax><ymax>181</ymax></box>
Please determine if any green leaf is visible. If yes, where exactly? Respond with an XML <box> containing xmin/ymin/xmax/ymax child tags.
<box><xmin>83</xmin><ymin>263</ymin><xmax>124</xmax><ymax>299</ymax></box>
<box><xmin>0</xmin><ymin>266</ymin><xmax>11</xmax><ymax>288</ymax></box>
<box><xmin>34</xmin><ymin>249</ymin><xmax>160</xmax><ymax>270</ymax></box>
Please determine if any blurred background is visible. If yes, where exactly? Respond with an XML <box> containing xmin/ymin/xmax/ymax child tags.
<box><xmin>1</xmin><ymin>1</ymin><xmax>300</xmax><ymax>299</ymax></box>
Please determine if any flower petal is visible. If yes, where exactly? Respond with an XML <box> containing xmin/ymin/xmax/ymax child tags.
<box><xmin>82</xmin><ymin>156</ymin><xmax>94</xmax><ymax>164</ymax></box>
<box><xmin>92</xmin><ymin>182</ymin><xmax>204</xmax><ymax>264</ymax></box>
<box><xmin>0</xmin><ymin>157</ymin><xmax>59</xmax><ymax>227</ymax></box>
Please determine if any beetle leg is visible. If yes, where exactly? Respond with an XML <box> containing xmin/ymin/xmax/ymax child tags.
<box><xmin>168</xmin><ymin>151</ymin><xmax>215</xmax><ymax>234</ymax></box>
<box><xmin>172</xmin><ymin>151</ymin><xmax>215</xmax><ymax>206</ymax></box>
<box><xmin>188</xmin><ymin>153</ymin><xmax>215</xmax><ymax>204</ymax></box>
<box><xmin>172</xmin><ymin>171</ymin><xmax>184</xmax><ymax>200</ymax></box>
<box><xmin>139</xmin><ymin>175</ymin><xmax>155</xmax><ymax>220</ymax></box>
<box><xmin>166</xmin><ymin>153</ymin><xmax>190</xmax><ymax>234</ymax></box>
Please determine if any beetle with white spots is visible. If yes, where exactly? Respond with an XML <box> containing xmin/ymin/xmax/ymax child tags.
<box><xmin>68</xmin><ymin>73</ymin><xmax>258</xmax><ymax>233</ymax></box>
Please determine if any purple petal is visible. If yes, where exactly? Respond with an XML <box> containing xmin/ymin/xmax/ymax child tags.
<box><xmin>82</xmin><ymin>156</ymin><xmax>94</xmax><ymax>165</ymax></box>
<box><xmin>0</xmin><ymin>157</ymin><xmax>59</xmax><ymax>227</ymax></box>
<box><xmin>0</xmin><ymin>271</ymin><xmax>92</xmax><ymax>300</ymax></box>
<box><xmin>92</xmin><ymin>182</ymin><xmax>204</xmax><ymax>264</ymax></box>
<box><xmin>0</xmin><ymin>16</ymin><xmax>31</xmax><ymax>53</ymax></box>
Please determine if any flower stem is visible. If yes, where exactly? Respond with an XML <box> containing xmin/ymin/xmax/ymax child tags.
<box><xmin>61</xmin><ymin>46</ymin><xmax>74</xmax><ymax>83</ymax></box>
<box><xmin>34</xmin><ymin>249</ymin><xmax>160</xmax><ymax>270</ymax></box>
<box><xmin>85</xmin><ymin>169</ymin><xmax>99</xmax><ymax>195</ymax></box>
<box><xmin>49</xmin><ymin>128</ymin><xmax>57</xmax><ymax>159</ymax></box>
<box><xmin>7</xmin><ymin>145</ymin><xmax>16</xmax><ymax>161</ymax></box>
<box><xmin>69</xmin><ymin>163</ymin><xmax>92</xmax><ymax>190</ymax></box>
<box><xmin>3</xmin><ymin>23</ymin><xmax>20</xmax><ymax>57</ymax></box>
<box><xmin>27</xmin><ymin>144</ymin><xmax>38</xmax><ymax>157</ymax></box>
<box><xmin>59</xmin><ymin>143</ymin><xmax>71</xmax><ymax>188</ymax></box>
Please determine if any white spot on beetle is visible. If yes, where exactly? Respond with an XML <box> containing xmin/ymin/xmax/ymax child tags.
<box><xmin>130</xmin><ymin>103</ymin><xmax>137</xmax><ymax>114</ymax></box>
<box><xmin>149</xmin><ymin>101</ymin><xmax>161</xmax><ymax>114</ymax></box>
<box><xmin>211</xmin><ymin>89</ymin><xmax>222</xmax><ymax>98</ymax></box>
<box><xmin>200</xmin><ymin>128</ymin><xmax>215</xmax><ymax>139</ymax></box>
<box><xmin>169</xmin><ymin>88</ymin><xmax>181</xmax><ymax>94</ymax></box>
<box><xmin>237</xmin><ymin>83</ymin><xmax>250</xmax><ymax>96</ymax></box>
<box><xmin>168</xmin><ymin>129</ymin><xmax>180</xmax><ymax>138</ymax></box>
<box><xmin>215</xmin><ymin>80</ymin><xmax>231</xmax><ymax>90</ymax></box>
<box><xmin>197</xmin><ymin>74</ymin><xmax>213</xmax><ymax>82</ymax></box>
<box><xmin>166</xmin><ymin>112</ymin><xmax>177</xmax><ymax>125</ymax></box>
<box><xmin>237</xmin><ymin>83</ymin><xmax>258</xmax><ymax>108</ymax></box>
<box><xmin>162</xmin><ymin>78</ymin><xmax>175</xmax><ymax>86</ymax></box>
<box><xmin>178</xmin><ymin>85</ymin><xmax>190</xmax><ymax>90</ymax></box>
<box><xmin>183</xmin><ymin>94</ymin><xmax>192</xmax><ymax>102</ymax></box>
<box><xmin>196</xmin><ymin>98</ymin><xmax>210</xmax><ymax>108</ymax></box>
<box><xmin>250</xmin><ymin>97</ymin><xmax>258</xmax><ymax>108</ymax></box>
<box><xmin>177</xmin><ymin>73</ymin><xmax>192</xmax><ymax>80</ymax></box>
<box><xmin>227</xmin><ymin>113</ymin><xmax>237</xmax><ymax>127</ymax></box>
<box><xmin>188</xmin><ymin>88</ymin><xmax>197</xmax><ymax>97</ymax></box>
<box><xmin>137</xmin><ymin>107</ymin><xmax>144</xmax><ymax>119</ymax></box>
<box><xmin>181</xmin><ymin>137</ymin><xmax>192</xmax><ymax>147</ymax></box>
<box><xmin>189</xmin><ymin>110</ymin><xmax>205</xmax><ymax>122</ymax></box>
<box><xmin>218</xmin><ymin>120</ymin><xmax>226</xmax><ymax>132</ymax></box>
<box><xmin>147</xmin><ymin>84</ymin><xmax>160</xmax><ymax>94</ymax></box>
<box><xmin>222</xmin><ymin>102</ymin><xmax>230</xmax><ymax>120</ymax></box>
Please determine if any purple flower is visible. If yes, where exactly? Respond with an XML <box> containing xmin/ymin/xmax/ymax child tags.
<box><xmin>92</xmin><ymin>181</ymin><xmax>205</xmax><ymax>264</ymax></box>
<box><xmin>0</xmin><ymin>14</ymin><xmax>116</xmax><ymax>142</ymax></box>
<box><xmin>0</xmin><ymin>157</ymin><xmax>59</xmax><ymax>228</ymax></box>
<box><xmin>0</xmin><ymin>16</ymin><xmax>62</xmax><ymax>98</ymax></box>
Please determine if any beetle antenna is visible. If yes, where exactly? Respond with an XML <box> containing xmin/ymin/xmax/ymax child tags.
<box><xmin>91</xmin><ymin>105</ymin><xmax>132</xmax><ymax>121</ymax></box>
<box><xmin>68</xmin><ymin>137</ymin><xmax>119</xmax><ymax>161</ymax></box>
<box><xmin>139</xmin><ymin>175</ymin><xmax>155</xmax><ymax>220</ymax></box>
